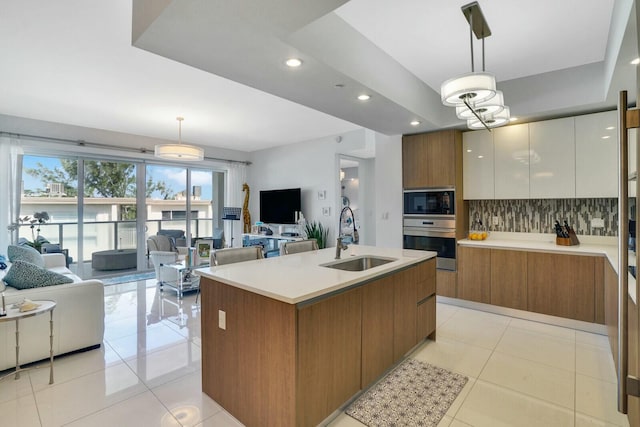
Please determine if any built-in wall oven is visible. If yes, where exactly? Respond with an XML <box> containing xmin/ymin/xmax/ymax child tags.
<box><xmin>403</xmin><ymin>189</ymin><xmax>457</xmax><ymax>271</ymax></box>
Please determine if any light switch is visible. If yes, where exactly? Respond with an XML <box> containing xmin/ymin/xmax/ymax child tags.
<box><xmin>218</xmin><ymin>310</ymin><xmax>226</xmax><ymax>330</ymax></box>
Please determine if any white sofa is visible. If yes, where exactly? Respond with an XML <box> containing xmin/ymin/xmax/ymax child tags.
<box><xmin>0</xmin><ymin>253</ymin><xmax>104</xmax><ymax>371</ymax></box>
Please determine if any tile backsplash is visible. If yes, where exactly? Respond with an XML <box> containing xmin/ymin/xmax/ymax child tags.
<box><xmin>469</xmin><ymin>199</ymin><xmax>618</xmax><ymax>236</ymax></box>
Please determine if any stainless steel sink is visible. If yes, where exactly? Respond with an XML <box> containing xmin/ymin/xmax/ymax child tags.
<box><xmin>321</xmin><ymin>255</ymin><xmax>396</xmax><ymax>272</ymax></box>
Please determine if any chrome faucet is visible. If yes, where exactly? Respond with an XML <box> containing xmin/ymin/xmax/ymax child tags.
<box><xmin>338</xmin><ymin>206</ymin><xmax>359</xmax><ymax>245</ymax></box>
<box><xmin>335</xmin><ymin>237</ymin><xmax>348</xmax><ymax>259</ymax></box>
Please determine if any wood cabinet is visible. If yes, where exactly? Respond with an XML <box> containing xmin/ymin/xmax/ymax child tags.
<box><xmin>416</xmin><ymin>257</ymin><xmax>436</xmax><ymax>301</ymax></box>
<box><xmin>463</xmin><ymin>129</ymin><xmax>494</xmax><ymax>199</ymax></box>
<box><xmin>297</xmin><ymin>289</ymin><xmax>362</xmax><ymax>426</ymax></box>
<box><xmin>436</xmin><ymin>270</ymin><xmax>457</xmax><ymax>297</ymax></box>
<box><xmin>457</xmin><ymin>246</ymin><xmax>605</xmax><ymax>324</ymax></box>
<box><xmin>575</xmin><ymin>111</ymin><xmax>617</xmax><ymax>197</ymax></box>
<box><xmin>490</xmin><ymin>249</ymin><xmax>527</xmax><ymax>310</ymax></box>
<box><xmin>457</xmin><ymin>246</ymin><xmax>491</xmax><ymax>303</ymax></box>
<box><xmin>201</xmin><ymin>258</ymin><xmax>437</xmax><ymax>427</ymax></box>
<box><xmin>604</xmin><ymin>259</ymin><xmax>618</xmax><ymax>369</ymax></box>
<box><xmin>201</xmin><ymin>279</ymin><xmax>297</xmax><ymax>427</ymax></box>
<box><xmin>393</xmin><ymin>268</ymin><xmax>417</xmax><ymax>361</ymax></box>
<box><xmin>361</xmin><ymin>275</ymin><xmax>394</xmax><ymax>386</ymax></box>
<box><xmin>416</xmin><ymin>296</ymin><xmax>436</xmax><ymax>343</ymax></box>
<box><xmin>415</xmin><ymin>259</ymin><xmax>437</xmax><ymax>344</ymax></box>
<box><xmin>529</xmin><ymin>117</ymin><xmax>576</xmax><ymax>198</ymax></box>
<box><xmin>493</xmin><ymin>123</ymin><xmax>530</xmax><ymax>199</ymax></box>
<box><xmin>527</xmin><ymin>252</ymin><xmax>595</xmax><ymax>322</ymax></box>
<box><xmin>402</xmin><ymin>130</ymin><xmax>460</xmax><ymax>188</ymax></box>
<box><xmin>628</xmin><ymin>297</ymin><xmax>640</xmax><ymax>426</ymax></box>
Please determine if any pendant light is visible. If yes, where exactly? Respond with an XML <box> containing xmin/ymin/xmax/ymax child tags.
<box><xmin>440</xmin><ymin>2</ymin><xmax>510</xmax><ymax>130</ymax></box>
<box><xmin>155</xmin><ymin>117</ymin><xmax>204</xmax><ymax>161</ymax></box>
<box><xmin>467</xmin><ymin>106</ymin><xmax>511</xmax><ymax>129</ymax></box>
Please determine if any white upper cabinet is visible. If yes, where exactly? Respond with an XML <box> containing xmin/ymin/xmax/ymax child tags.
<box><xmin>463</xmin><ymin>130</ymin><xmax>494</xmax><ymax>199</ymax></box>
<box><xmin>575</xmin><ymin>110</ymin><xmax>617</xmax><ymax>198</ymax></box>
<box><xmin>494</xmin><ymin>123</ymin><xmax>530</xmax><ymax>199</ymax></box>
<box><xmin>529</xmin><ymin>117</ymin><xmax>575</xmax><ymax>199</ymax></box>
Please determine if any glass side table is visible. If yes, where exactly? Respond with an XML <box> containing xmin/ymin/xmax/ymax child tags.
<box><xmin>0</xmin><ymin>300</ymin><xmax>56</xmax><ymax>384</ymax></box>
<box><xmin>159</xmin><ymin>261</ymin><xmax>203</xmax><ymax>298</ymax></box>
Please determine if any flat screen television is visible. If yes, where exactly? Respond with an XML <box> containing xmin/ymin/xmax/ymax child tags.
<box><xmin>260</xmin><ymin>188</ymin><xmax>301</xmax><ymax>224</ymax></box>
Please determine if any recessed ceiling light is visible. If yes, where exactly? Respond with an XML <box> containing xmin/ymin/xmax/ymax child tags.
<box><xmin>410</xmin><ymin>120</ymin><xmax>421</xmax><ymax>126</ymax></box>
<box><xmin>606</xmin><ymin>126</ymin><xmax>615</xmax><ymax>130</ymax></box>
<box><xmin>602</xmin><ymin>135</ymin><xmax>611</xmax><ymax>139</ymax></box>
<box><xmin>357</xmin><ymin>94</ymin><xmax>371</xmax><ymax>101</ymax></box>
<box><xmin>509</xmin><ymin>117</ymin><xmax>518</xmax><ymax>122</ymax></box>
<box><xmin>285</xmin><ymin>58</ymin><xmax>302</xmax><ymax>68</ymax></box>
<box><xmin>631</xmin><ymin>58</ymin><xmax>640</xmax><ymax>65</ymax></box>
<box><xmin>466</xmin><ymin>149</ymin><xmax>472</xmax><ymax>153</ymax></box>
<box><xmin>478</xmin><ymin>155</ymin><xmax>484</xmax><ymax>159</ymax></box>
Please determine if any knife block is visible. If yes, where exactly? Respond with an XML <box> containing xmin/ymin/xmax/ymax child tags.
<box><xmin>556</xmin><ymin>228</ymin><xmax>580</xmax><ymax>246</ymax></box>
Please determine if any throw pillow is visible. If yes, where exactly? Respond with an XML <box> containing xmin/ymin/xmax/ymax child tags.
<box><xmin>7</xmin><ymin>245</ymin><xmax>45</xmax><ymax>268</ymax></box>
<box><xmin>3</xmin><ymin>260</ymin><xmax>73</xmax><ymax>289</ymax></box>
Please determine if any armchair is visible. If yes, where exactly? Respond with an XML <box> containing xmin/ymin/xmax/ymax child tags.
<box><xmin>147</xmin><ymin>234</ymin><xmax>188</xmax><ymax>284</ymax></box>
<box><xmin>157</xmin><ymin>229</ymin><xmax>187</xmax><ymax>248</ymax></box>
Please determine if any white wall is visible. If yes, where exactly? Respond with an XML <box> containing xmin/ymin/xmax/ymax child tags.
<box><xmin>247</xmin><ymin>129</ymin><xmax>373</xmax><ymax>244</ymax></box>
<box><xmin>374</xmin><ymin>134</ymin><xmax>403</xmax><ymax>248</ymax></box>
<box><xmin>247</xmin><ymin>128</ymin><xmax>403</xmax><ymax>248</ymax></box>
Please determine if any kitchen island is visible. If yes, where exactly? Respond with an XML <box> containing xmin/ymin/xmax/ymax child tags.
<box><xmin>196</xmin><ymin>245</ymin><xmax>437</xmax><ymax>427</ymax></box>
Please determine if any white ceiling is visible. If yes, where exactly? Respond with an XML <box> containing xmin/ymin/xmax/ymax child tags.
<box><xmin>0</xmin><ymin>0</ymin><xmax>635</xmax><ymax>154</ymax></box>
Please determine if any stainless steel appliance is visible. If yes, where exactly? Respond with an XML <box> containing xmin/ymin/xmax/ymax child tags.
<box><xmin>403</xmin><ymin>188</ymin><xmax>455</xmax><ymax>216</ymax></box>
<box><xmin>403</xmin><ymin>189</ymin><xmax>457</xmax><ymax>270</ymax></box>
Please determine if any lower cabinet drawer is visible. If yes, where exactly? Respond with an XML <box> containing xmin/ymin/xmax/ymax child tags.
<box><xmin>416</xmin><ymin>295</ymin><xmax>436</xmax><ymax>342</ymax></box>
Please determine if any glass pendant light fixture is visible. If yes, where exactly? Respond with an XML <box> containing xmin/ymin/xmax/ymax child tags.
<box><xmin>155</xmin><ymin>117</ymin><xmax>204</xmax><ymax>161</ymax></box>
<box><xmin>440</xmin><ymin>2</ymin><xmax>509</xmax><ymax>130</ymax></box>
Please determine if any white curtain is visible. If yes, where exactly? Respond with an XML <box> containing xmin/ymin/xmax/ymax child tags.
<box><xmin>0</xmin><ymin>136</ymin><xmax>24</xmax><ymax>250</ymax></box>
<box><xmin>225</xmin><ymin>162</ymin><xmax>247</xmax><ymax>247</ymax></box>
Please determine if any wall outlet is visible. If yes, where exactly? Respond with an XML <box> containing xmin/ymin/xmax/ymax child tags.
<box><xmin>317</xmin><ymin>190</ymin><xmax>326</xmax><ymax>200</ymax></box>
<box><xmin>218</xmin><ymin>310</ymin><xmax>226</xmax><ymax>330</ymax></box>
<box><xmin>492</xmin><ymin>216</ymin><xmax>499</xmax><ymax>226</ymax></box>
<box><xmin>322</xmin><ymin>207</ymin><xmax>331</xmax><ymax>216</ymax></box>
<box><xmin>591</xmin><ymin>218</ymin><xmax>605</xmax><ymax>228</ymax></box>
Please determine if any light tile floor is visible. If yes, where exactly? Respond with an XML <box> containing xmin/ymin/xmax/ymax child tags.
<box><xmin>0</xmin><ymin>280</ymin><xmax>630</xmax><ymax>427</ymax></box>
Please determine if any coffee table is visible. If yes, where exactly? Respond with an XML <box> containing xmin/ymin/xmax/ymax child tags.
<box><xmin>0</xmin><ymin>300</ymin><xmax>56</xmax><ymax>384</ymax></box>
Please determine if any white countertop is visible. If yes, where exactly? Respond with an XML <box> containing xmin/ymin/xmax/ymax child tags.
<box><xmin>458</xmin><ymin>232</ymin><xmax>636</xmax><ymax>304</ymax></box>
<box><xmin>195</xmin><ymin>245</ymin><xmax>436</xmax><ymax>304</ymax></box>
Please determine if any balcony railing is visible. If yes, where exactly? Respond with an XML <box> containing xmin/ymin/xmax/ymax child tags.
<box><xmin>16</xmin><ymin>218</ymin><xmax>215</xmax><ymax>263</ymax></box>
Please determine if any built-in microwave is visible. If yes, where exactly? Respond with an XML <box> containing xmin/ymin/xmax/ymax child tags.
<box><xmin>403</xmin><ymin>188</ymin><xmax>455</xmax><ymax>216</ymax></box>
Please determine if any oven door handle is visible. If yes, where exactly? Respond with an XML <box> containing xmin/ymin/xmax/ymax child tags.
<box><xmin>403</xmin><ymin>227</ymin><xmax>456</xmax><ymax>238</ymax></box>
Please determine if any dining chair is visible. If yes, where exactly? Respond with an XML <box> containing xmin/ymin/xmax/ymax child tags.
<box><xmin>280</xmin><ymin>239</ymin><xmax>319</xmax><ymax>255</ymax></box>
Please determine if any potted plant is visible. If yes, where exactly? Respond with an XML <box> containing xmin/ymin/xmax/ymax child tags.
<box><xmin>19</xmin><ymin>211</ymin><xmax>50</xmax><ymax>251</ymax></box>
<box><xmin>304</xmin><ymin>221</ymin><xmax>329</xmax><ymax>249</ymax></box>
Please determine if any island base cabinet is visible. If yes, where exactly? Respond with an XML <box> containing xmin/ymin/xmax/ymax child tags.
<box><xmin>394</xmin><ymin>269</ymin><xmax>417</xmax><ymax>361</ymax></box>
<box><xmin>416</xmin><ymin>296</ymin><xmax>436</xmax><ymax>342</ymax></box>
<box><xmin>297</xmin><ymin>289</ymin><xmax>362</xmax><ymax>427</ymax></box>
<box><xmin>361</xmin><ymin>277</ymin><xmax>394</xmax><ymax>387</ymax></box>
<box><xmin>201</xmin><ymin>278</ymin><xmax>297</xmax><ymax>427</ymax></box>
<box><xmin>200</xmin><ymin>258</ymin><xmax>436</xmax><ymax>427</ymax></box>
